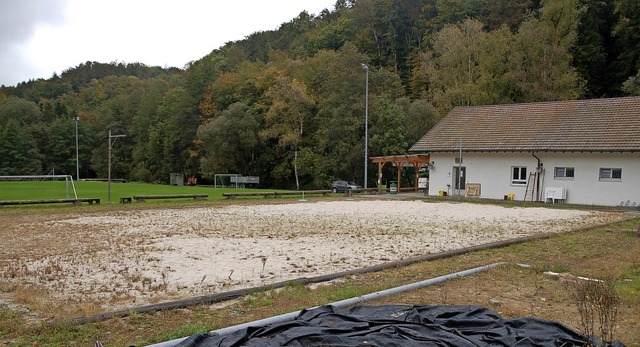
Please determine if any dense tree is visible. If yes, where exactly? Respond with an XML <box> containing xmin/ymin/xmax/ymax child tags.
<box><xmin>133</xmin><ymin>87</ymin><xmax>197</xmax><ymax>183</ymax></box>
<box><xmin>418</xmin><ymin>19</ymin><xmax>491</xmax><ymax>113</ymax></box>
<box><xmin>419</xmin><ymin>0</ymin><xmax>584</xmax><ymax>115</ymax></box>
<box><xmin>0</xmin><ymin>97</ymin><xmax>47</xmax><ymax>174</ymax></box>
<box><xmin>512</xmin><ymin>0</ymin><xmax>584</xmax><ymax>101</ymax></box>
<box><xmin>0</xmin><ymin>119</ymin><xmax>42</xmax><ymax>175</ymax></box>
<box><xmin>0</xmin><ymin>97</ymin><xmax>42</xmax><ymax>126</ymax></box>
<box><xmin>260</xmin><ymin>71</ymin><xmax>315</xmax><ymax>189</ymax></box>
<box><xmin>612</xmin><ymin>0</ymin><xmax>640</xmax><ymax>83</ymax></box>
<box><xmin>485</xmin><ymin>0</ymin><xmax>538</xmax><ymax>31</ymax></box>
<box><xmin>572</xmin><ymin>0</ymin><xmax>620</xmax><ymax>97</ymax></box>
<box><xmin>369</xmin><ymin>97</ymin><xmax>408</xmax><ymax>157</ymax></box>
<box><xmin>396</xmin><ymin>97</ymin><xmax>438</xmax><ymax>145</ymax></box>
<box><xmin>622</xmin><ymin>71</ymin><xmax>640</xmax><ymax>95</ymax></box>
<box><xmin>197</xmin><ymin>102</ymin><xmax>262</xmax><ymax>176</ymax></box>
<box><xmin>46</xmin><ymin>117</ymin><xmax>92</xmax><ymax>177</ymax></box>
<box><xmin>434</xmin><ymin>0</ymin><xmax>486</xmax><ymax>26</ymax></box>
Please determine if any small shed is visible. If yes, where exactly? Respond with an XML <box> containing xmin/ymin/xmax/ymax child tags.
<box><xmin>169</xmin><ymin>173</ymin><xmax>184</xmax><ymax>186</ymax></box>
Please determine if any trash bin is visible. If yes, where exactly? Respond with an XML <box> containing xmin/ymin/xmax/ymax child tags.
<box><xmin>389</xmin><ymin>182</ymin><xmax>398</xmax><ymax>195</ymax></box>
<box><xmin>439</xmin><ymin>190</ymin><xmax>447</xmax><ymax>196</ymax></box>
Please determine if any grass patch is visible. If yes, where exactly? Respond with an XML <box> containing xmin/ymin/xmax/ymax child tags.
<box><xmin>0</xmin><ymin>180</ymin><xmax>269</xmax><ymax>203</ymax></box>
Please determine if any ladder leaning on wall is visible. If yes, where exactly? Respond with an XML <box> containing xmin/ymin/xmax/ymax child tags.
<box><xmin>523</xmin><ymin>172</ymin><xmax>537</xmax><ymax>202</ymax></box>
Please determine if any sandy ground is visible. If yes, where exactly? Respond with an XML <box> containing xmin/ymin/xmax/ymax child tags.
<box><xmin>0</xmin><ymin>200</ymin><xmax>626</xmax><ymax>312</ymax></box>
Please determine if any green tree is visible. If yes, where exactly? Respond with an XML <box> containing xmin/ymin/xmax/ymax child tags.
<box><xmin>613</xmin><ymin>0</ymin><xmax>640</xmax><ymax>86</ymax></box>
<box><xmin>0</xmin><ymin>119</ymin><xmax>42</xmax><ymax>175</ymax></box>
<box><xmin>396</xmin><ymin>97</ymin><xmax>438</xmax><ymax>145</ymax></box>
<box><xmin>131</xmin><ymin>87</ymin><xmax>197</xmax><ymax>183</ymax></box>
<box><xmin>434</xmin><ymin>0</ymin><xmax>486</xmax><ymax>26</ymax></box>
<box><xmin>197</xmin><ymin>102</ymin><xmax>262</xmax><ymax>175</ymax></box>
<box><xmin>130</xmin><ymin>78</ymin><xmax>173</xmax><ymax>182</ymax></box>
<box><xmin>571</xmin><ymin>0</ymin><xmax>620</xmax><ymax>97</ymax></box>
<box><xmin>477</xmin><ymin>26</ymin><xmax>521</xmax><ymax>103</ymax></box>
<box><xmin>485</xmin><ymin>0</ymin><xmax>538</xmax><ymax>31</ymax></box>
<box><xmin>0</xmin><ymin>97</ymin><xmax>42</xmax><ymax>126</ymax></box>
<box><xmin>622</xmin><ymin>71</ymin><xmax>640</xmax><ymax>95</ymax></box>
<box><xmin>47</xmin><ymin>117</ymin><xmax>78</xmax><ymax>176</ymax></box>
<box><xmin>419</xmin><ymin>19</ymin><xmax>490</xmax><ymax>114</ymax></box>
<box><xmin>369</xmin><ymin>97</ymin><xmax>408</xmax><ymax>157</ymax></box>
<box><xmin>512</xmin><ymin>0</ymin><xmax>584</xmax><ymax>101</ymax></box>
<box><xmin>260</xmin><ymin>72</ymin><xmax>315</xmax><ymax>189</ymax></box>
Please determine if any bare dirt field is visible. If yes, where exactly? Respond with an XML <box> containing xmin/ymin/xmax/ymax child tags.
<box><xmin>0</xmin><ymin>199</ymin><xmax>626</xmax><ymax>316</ymax></box>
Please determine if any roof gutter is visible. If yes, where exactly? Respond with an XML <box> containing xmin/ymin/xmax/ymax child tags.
<box><xmin>531</xmin><ymin>151</ymin><xmax>541</xmax><ymax>168</ymax></box>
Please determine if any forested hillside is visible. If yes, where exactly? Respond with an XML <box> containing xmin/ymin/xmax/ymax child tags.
<box><xmin>1</xmin><ymin>0</ymin><xmax>639</xmax><ymax>189</ymax></box>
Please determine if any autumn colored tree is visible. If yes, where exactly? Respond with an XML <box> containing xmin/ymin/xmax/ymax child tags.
<box><xmin>260</xmin><ymin>71</ymin><xmax>314</xmax><ymax>189</ymax></box>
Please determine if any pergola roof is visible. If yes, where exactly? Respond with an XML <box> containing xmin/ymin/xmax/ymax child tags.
<box><xmin>370</xmin><ymin>154</ymin><xmax>431</xmax><ymax>165</ymax></box>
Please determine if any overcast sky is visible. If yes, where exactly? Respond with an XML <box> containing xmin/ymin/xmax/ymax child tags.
<box><xmin>0</xmin><ymin>0</ymin><xmax>336</xmax><ymax>87</ymax></box>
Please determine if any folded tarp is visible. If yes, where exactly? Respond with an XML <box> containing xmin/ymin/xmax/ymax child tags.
<box><xmin>175</xmin><ymin>305</ymin><xmax>626</xmax><ymax>347</ymax></box>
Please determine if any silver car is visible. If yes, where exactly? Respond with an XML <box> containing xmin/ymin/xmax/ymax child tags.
<box><xmin>331</xmin><ymin>180</ymin><xmax>361</xmax><ymax>193</ymax></box>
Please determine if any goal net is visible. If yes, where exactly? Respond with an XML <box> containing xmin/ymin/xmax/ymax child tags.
<box><xmin>0</xmin><ymin>175</ymin><xmax>78</xmax><ymax>201</ymax></box>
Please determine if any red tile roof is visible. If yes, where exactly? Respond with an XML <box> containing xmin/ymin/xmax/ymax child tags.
<box><xmin>409</xmin><ymin>97</ymin><xmax>640</xmax><ymax>152</ymax></box>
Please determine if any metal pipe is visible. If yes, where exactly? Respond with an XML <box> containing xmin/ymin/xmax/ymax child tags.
<box><xmin>146</xmin><ymin>262</ymin><xmax>503</xmax><ymax>347</ymax></box>
<box><xmin>532</xmin><ymin>152</ymin><xmax>542</xmax><ymax>201</ymax></box>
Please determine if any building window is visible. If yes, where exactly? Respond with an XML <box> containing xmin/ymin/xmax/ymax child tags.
<box><xmin>599</xmin><ymin>168</ymin><xmax>622</xmax><ymax>181</ymax></box>
<box><xmin>511</xmin><ymin>166</ymin><xmax>527</xmax><ymax>185</ymax></box>
<box><xmin>554</xmin><ymin>167</ymin><xmax>575</xmax><ymax>179</ymax></box>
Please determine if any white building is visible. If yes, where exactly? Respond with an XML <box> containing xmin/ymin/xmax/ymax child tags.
<box><xmin>409</xmin><ymin>97</ymin><xmax>640</xmax><ymax>206</ymax></box>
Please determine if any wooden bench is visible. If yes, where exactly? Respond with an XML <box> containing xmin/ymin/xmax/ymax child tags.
<box><xmin>223</xmin><ymin>190</ymin><xmax>332</xmax><ymax>199</ymax></box>
<box><xmin>222</xmin><ymin>192</ymin><xmax>276</xmax><ymax>199</ymax></box>
<box><xmin>274</xmin><ymin>190</ymin><xmax>331</xmax><ymax>198</ymax></box>
<box><xmin>0</xmin><ymin>198</ymin><xmax>100</xmax><ymax>206</ymax></box>
<box><xmin>133</xmin><ymin>194</ymin><xmax>208</xmax><ymax>202</ymax></box>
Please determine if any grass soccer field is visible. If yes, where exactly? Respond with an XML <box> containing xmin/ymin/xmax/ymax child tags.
<box><xmin>0</xmin><ymin>180</ymin><xmax>271</xmax><ymax>203</ymax></box>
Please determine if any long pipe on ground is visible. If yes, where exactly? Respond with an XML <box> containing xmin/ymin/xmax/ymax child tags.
<box><xmin>146</xmin><ymin>262</ymin><xmax>504</xmax><ymax>347</ymax></box>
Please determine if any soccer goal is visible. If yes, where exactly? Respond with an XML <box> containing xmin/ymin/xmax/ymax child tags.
<box><xmin>0</xmin><ymin>175</ymin><xmax>78</xmax><ymax>201</ymax></box>
<box><xmin>213</xmin><ymin>174</ymin><xmax>240</xmax><ymax>188</ymax></box>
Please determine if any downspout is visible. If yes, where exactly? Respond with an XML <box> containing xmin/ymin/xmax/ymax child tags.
<box><xmin>531</xmin><ymin>152</ymin><xmax>542</xmax><ymax>202</ymax></box>
<box><xmin>146</xmin><ymin>263</ymin><xmax>504</xmax><ymax>347</ymax></box>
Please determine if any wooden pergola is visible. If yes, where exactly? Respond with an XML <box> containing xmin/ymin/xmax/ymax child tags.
<box><xmin>370</xmin><ymin>154</ymin><xmax>431</xmax><ymax>193</ymax></box>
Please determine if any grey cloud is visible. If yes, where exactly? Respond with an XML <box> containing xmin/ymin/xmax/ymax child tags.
<box><xmin>0</xmin><ymin>0</ymin><xmax>67</xmax><ymax>85</ymax></box>
<box><xmin>0</xmin><ymin>0</ymin><xmax>67</xmax><ymax>46</ymax></box>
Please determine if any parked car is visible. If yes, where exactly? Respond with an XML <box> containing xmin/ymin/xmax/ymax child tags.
<box><xmin>331</xmin><ymin>180</ymin><xmax>362</xmax><ymax>193</ymax></box>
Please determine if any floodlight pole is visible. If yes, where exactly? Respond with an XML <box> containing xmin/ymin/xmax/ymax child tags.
<box><xmin>362</xmin><ymin>63</ymin><xmax>369</xmax><ymax>189</ymax></box>
<box><xmin>73</xmin><ymin>116</ymin><xmax>80</xmax><ymax>180</ymax></box>
<box><xmin>108</xmin><ymin>129</ymin><xmax>126</xmax><ymax>204</ymax></box>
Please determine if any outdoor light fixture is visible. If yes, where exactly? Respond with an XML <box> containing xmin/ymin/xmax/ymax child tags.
<box><xmin>362</xmin><ymin>63</ymin><xmax>369</xmax><ymax>189</ymax></box>
<box><xmin>73</xmin><ymin>116</ymin><xmax>80</xmax><ymax>180</ymax></box>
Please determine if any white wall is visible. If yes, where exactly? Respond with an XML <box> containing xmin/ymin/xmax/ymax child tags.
<box><xmin>427</xmin><ymin>152</ymin><xmax>640</xmax><ymax>206</ymax></box>
<box><xmin>536</xmin><ymin>152</ymin><xmax>640</xmax><ymax>206</ymax></box>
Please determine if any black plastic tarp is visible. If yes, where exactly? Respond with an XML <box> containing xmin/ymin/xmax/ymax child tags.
<box><xmin>175</xmin><ymin>305</ymin><xmax>626</xmax><ymax>347</ymax></box>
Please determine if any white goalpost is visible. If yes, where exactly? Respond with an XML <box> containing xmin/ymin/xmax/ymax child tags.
<box><xmin>0</xmin><ymin>175</ymin><xmax>78</xmax><ymax>200</ymax></box>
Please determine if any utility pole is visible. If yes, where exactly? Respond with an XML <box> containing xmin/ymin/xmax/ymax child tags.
<box><xmin>108</xmin><ymin>130</ymin><xmax>126</xmax><ymax>203</ymax></box>
<box><xmin>362</xmin><ymin>63</ymin><xmax>369</xmax><ymax>189</ymax></box>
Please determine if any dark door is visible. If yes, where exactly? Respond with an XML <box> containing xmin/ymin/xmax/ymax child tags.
<box><xmin>453</xmin><ymin>166</ymin><xmax>466</xmax><ymax>194</ymax></box>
